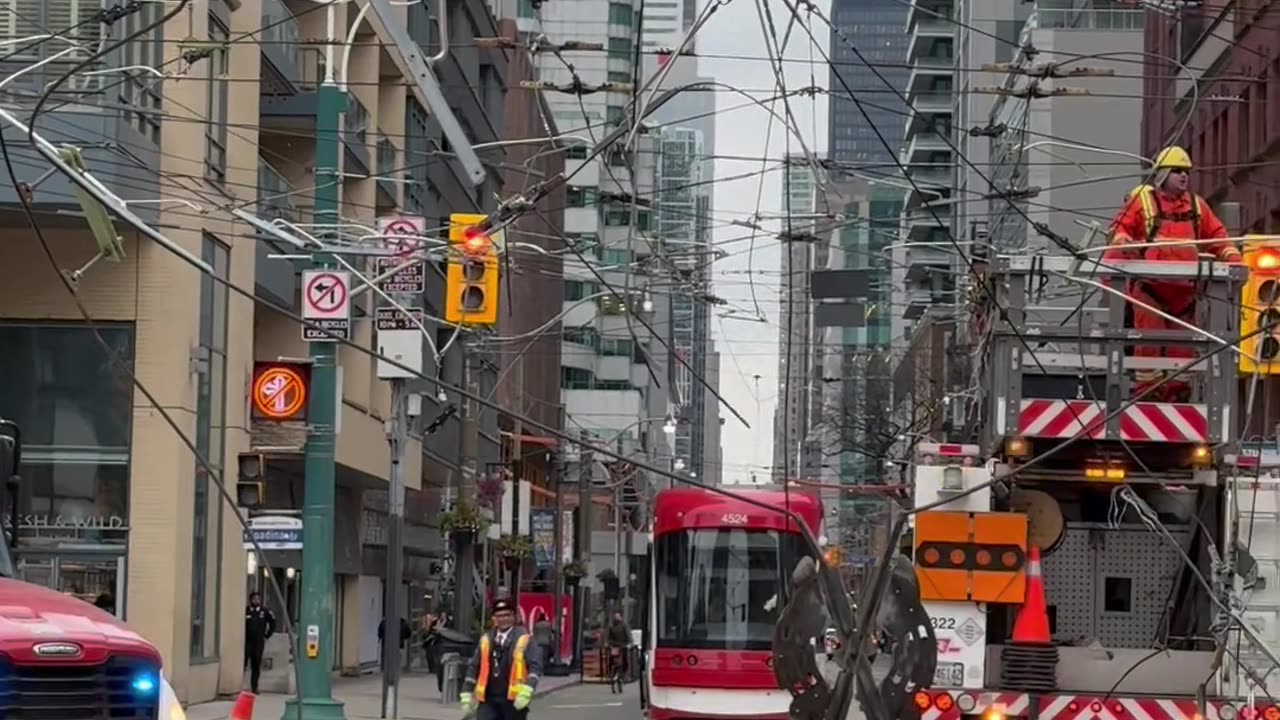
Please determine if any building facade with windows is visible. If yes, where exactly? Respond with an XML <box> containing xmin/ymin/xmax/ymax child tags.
<box><xmin>827</xmin><ymin>0</ymin><xmax>909</xmax><ymax>168</ymax></box>
<box><xmin>0</xmin><ymin>0</ymin><xmax>518</xmax><ymax>703</ymax></box>
<box><xmin>772</xmin><ymin>158</ymin><xmax>818</xmax><ymax>482</ymax></box>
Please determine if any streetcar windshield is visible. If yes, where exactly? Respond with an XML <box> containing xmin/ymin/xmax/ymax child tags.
<box><xmin>655</xmin><ymin>527</ymin><xmax>809</xmax><ymax>651</ymax></box>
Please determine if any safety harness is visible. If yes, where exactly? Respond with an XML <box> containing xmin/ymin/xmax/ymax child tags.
<box><xmin>1131</xmin><ymin>184</ymin><xmax>1206</xmax><ymax>244</ymax></box>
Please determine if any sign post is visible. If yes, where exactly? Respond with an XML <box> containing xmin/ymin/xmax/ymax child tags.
<box><xmin>374</xmin><ymin>215</ymin><xmax>426</xmax><ymax>719</ymax></box>
<box><xmin>284</xmin><ymin>60</ymin><xmax>348</xmax><ymax>720</ymax></box>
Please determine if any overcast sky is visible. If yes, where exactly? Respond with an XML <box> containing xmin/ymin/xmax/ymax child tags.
<box><xmin>699</xmin><ymin>0</ymin><xmax>830</xmax><ymax>485</ymax></box>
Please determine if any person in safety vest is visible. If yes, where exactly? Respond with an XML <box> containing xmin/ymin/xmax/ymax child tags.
<box><xmin>1103</xmin><ymin>145</ymin><xmax>1242</xmax><ymax>402</ymax></box>
<box><xmin>461</xmin><ymin>597</ymin><xmax>542</xmax><ymax>719</ymax></box>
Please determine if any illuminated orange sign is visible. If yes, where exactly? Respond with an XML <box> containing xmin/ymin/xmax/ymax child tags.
<box><xmin>251</xmin><ymin>363</ymin><xmax>309</xmax><ymax>421</ymax></box>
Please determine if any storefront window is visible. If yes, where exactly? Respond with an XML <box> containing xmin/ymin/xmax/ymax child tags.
<box><xmin>14</xmin><ymin>463</ymin><xmax>129</xmax><ymax>546</ymax></box>
<box><xmin>0</xmin><ymin>323</ymin><xmax>134</xmax><ymax>460</ymax></box>
<box><xmin>0</xmin><ymin>323</ymin><xmax>134</xmax><ymax>614</ymax></box>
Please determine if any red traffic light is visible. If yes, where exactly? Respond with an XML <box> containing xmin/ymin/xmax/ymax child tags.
<box><xmin>461</xmin><ymin>228</ymin><xmax>491</xmax><ymax>256</ymax></box>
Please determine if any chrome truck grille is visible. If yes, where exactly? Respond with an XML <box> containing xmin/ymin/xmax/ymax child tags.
<box><xmin>0</xmin><ymin>655</ymin><xmax>160</xmax><ymax>719</ymax></box>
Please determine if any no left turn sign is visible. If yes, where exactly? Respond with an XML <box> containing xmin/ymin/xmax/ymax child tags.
<box><xmin>304</xmin><ymin>271</ymin><xmax>349</xmax><ymax>318</ymax></box>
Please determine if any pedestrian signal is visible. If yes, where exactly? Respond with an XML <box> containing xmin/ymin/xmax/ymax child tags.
<box><xmin>446</xmin><ymin>213</ymin><xmax>499</xmax><ymax>325</ymax></box>
<box><xmin>1239</xmin><ymin>237</ymin><xmax>1280</xmax><ymax>375</ymax></box>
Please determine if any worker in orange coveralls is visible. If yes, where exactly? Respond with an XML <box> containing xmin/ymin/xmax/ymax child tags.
<box><xmin>1103</xmin><ymin>145</ymin><xmax>1242</xmax><ymax>402</ymax></box>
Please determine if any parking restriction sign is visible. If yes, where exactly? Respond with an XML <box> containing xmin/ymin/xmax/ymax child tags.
<box><xmin>375</xmin><ymin>216</ymin><xmax>427</xmax><ymax>294</ymax></box>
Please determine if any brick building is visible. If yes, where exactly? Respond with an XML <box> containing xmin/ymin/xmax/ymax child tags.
<box><xmin>1141</xmin><ymin>2</ymin><xmax>1279</xmax><ymax>232</ymax></box>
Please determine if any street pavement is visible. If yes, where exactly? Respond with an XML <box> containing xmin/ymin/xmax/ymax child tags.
<box><xmin>184</xmin><ymin>671</ymin><xmax>584</xmax><ymax>720</ymax></box>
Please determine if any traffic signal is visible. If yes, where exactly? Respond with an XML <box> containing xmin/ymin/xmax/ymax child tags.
<box><xmin>446</xmin><ymin>213</ymin><xmax>500</xmax><ymax>326</ymax></box>
<box><xmin>1240</xmin><ymin>237</ymin><xmax>1280</xmax><ymax>375</ymax></box>
<box><xmin>237</xmin><ymin>452</ymin><xmax>266</xmax><ymax>508</ymax></box>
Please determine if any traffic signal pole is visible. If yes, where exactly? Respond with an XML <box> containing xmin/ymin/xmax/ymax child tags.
<box><xmin>283</xmin><ymin>20</ymin><xmax>347</xmax><ymax>720</ymax></box>
<box><xmin>453</xmin><ymin>341</ymin><xmax>480</xmax><ymax>633</ymax></box>
<box><xmin>445</xmin><ymin>215</ymin><xmax>499</xmax><ymax>635</ymax></box>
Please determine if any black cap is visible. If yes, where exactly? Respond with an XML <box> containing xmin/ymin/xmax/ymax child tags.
<box><xmin>492</xmin><ymin>598</ymin><xmax>515</xmax><ymax>614</ymax></box>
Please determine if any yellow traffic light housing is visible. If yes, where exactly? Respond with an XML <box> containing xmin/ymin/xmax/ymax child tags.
<box><xmin>446</xmin><ymin>213</ymin><xmax>500</xmax><ymax>326</ymax></box>
<box><xmin>1240</xmin><ymin>237</ymin><xmax>1280</xmax><ymax>375</ymax></box>
<box><xmin>237</xmin><ymin>452</ymin><xmax>266</xmax><ymax>508</ymax></box>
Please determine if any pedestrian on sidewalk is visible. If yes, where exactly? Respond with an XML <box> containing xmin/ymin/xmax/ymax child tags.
<box><xmin>377</xmin><ymin>617</ymin><xmax>411</xmax><ymax>672</ymax></box>
<box><xmin>460</xmin><ymin>597</ymin><xmax>542</xmax><ymax>720</ymax></box>
<box><xmin>243</xmin><ymin>592</ymin><xmax>276</xmax><ymax>694</ymax></box>
<box><xmin>604</xmin><ymin>611</ymin><xmax>631</xmax><ymax>694</ymax></box>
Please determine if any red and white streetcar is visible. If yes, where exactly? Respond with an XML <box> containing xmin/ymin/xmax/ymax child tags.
<box><xmin>642</xmin><ymin>485</ymin><xmax>823</xmax><ymax>720</ymax></box>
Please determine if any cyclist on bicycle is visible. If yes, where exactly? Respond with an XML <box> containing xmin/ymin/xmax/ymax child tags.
<box><xmin>605</xmin><ymin>611</ymin><xmax>631</xmax><ymax>694</ymax></box>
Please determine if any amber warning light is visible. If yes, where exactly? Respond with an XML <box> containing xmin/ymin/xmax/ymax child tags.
<box><xmin>1249</xmin><ymin>247</ymin><xmax>1280</xmax><ymax>273</ymax></box>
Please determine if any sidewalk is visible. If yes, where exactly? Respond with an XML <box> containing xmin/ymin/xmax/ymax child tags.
<box><xmin>185</xmin><ymin>671</ymin><xmax>580</xmax><ymax>720</ymax></box>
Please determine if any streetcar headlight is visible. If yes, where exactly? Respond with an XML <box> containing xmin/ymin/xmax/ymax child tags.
<box><xmin>1221</xmin><ymin>704</ymin><xmax>1237</xmax><ymax>720</ymax></box>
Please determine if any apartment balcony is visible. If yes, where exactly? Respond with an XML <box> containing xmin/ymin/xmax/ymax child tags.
<box><xmin>907</xmin><ymin>18</ymin><xmax>953</xmax><ymax>64</ymax></box>
<box><xmin>903</xmin><ymin>286</ymin><xmax>941</xmax><ymax>320</ymax></box>
<box><xmin>907</xmin><ymin>133</ymin><xmax>953</xmax><ymax>165</ymax></box>
<box><xmin>904</xmin><ymin>106</ymin><xmax>952</xmax><ymax>145</ymax></box>
<box><xmin>907</xmin><ymin>0</ymin><xmax>954</xmax><ymax>41</ymax></box>
<box><xmin>903</xmin><ymin>210</ymin><xmax>948</xmax><ymax>244</ymax></box>
<box><xmin>260</xmin><ymin>0</ymin><xmax>303</xmax><ymax>94</ymax></box>
<box><xmin>0</xmin><ymin>1</ymin><xmax>161</xmax><ymax>217</ymax></box>
<box><xmin>907</xmin><ymin>57</ymin><xmax>955</xmax><ymax>98</ymax></box>
<box><xmin>904</xmin><ymin>165</ymin><xmax>950</xmax><ymax>210</ymax></box>
<box><xmin>256</xmin><ymin>157</ymin><xmax>302</xmax><ymax>306</ymax></box>
<box><xmin>260</xmin><ymin>61</ymin><xmax>371</xmax><ymax>173</ymax></box>
<box><xmin>1037</xmin><ymin>7</ymin><xmax>1143</xmax><ymax>31</ymax></box>
<box><xmin>375</xmin><ymin>134</ymin><xmax>399</xmax><ymax>209</ymax></box>
<box><xmin>904</xmin><ymin>241</ymin><xmax>953</xmax><ymax>283</ymax></box>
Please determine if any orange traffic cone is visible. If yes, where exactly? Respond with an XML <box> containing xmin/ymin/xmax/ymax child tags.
<box><xmin>228</xmin><ymin>691</ymin><xmax>256</xmax><ymax>720</ymax></box>
<box><xmin>1011</xmin><ymin>546</ymin><xmax>1051</xmax><ymax>645</ymax></box>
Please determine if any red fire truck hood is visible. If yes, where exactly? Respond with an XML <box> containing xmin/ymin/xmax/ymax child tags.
<box><xmin>0</xmin><ymin>578</ymin><xmax>161</xmax><ymax>664</ymax></box>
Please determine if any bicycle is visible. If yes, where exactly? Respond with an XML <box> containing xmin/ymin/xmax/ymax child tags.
<box><xmin>608</xmin><ymin>647</ymin><xmax>624</xmax><ymax>694</ymax></box>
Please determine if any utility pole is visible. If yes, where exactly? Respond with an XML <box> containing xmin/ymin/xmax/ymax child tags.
<box><xmin>574</xmin><ymin>430</ymin><xmax>593</xmax><ymax>668</ymax></box>
<box><xmin>364</xmin><ymin>215</ymin><xmax>428</xmax><ymax>718</ymax></box>
<box><xmin>453</xmin><ymin>340</ymin><xmax>480</xmax><ymax>634</ymax></box>
<box><xmin>612</xmin><ymin>439</ymin><xmax>624</xmax><ymax>591</ymax></box>
<box><xmin>284</xmin><ymin>12</ymin><xmax>347</xmax><ymax>720</ymax></box>
<box><xmin>380</xmin><ymin>380</ymin><xmax>408</xmax><ymax>718</ymax></box>
<box><xmin>550</xmin><ymin>406</ymin><xmax>565</xmax><ymax>667</ymax></box>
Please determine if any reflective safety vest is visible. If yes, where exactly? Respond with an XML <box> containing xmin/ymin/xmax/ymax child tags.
<box><xmin>1130</xmin><ymin>184</ymin><xmax>1206</xmax><ymax>244</ymax></box>
<box><xmin>473</xmin><ymin>632</ymin><xmax>531</xmax><ymax>702</ymax></box>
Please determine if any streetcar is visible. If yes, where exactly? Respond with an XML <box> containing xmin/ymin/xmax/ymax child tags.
<box><xmin>641</xmin><ymin>485</ymin><xmax>824</xmax><ymax>720</ymax></box>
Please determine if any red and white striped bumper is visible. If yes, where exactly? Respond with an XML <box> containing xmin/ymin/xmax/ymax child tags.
<box><xmin>917</xmin><ymin>690</ymin><xmax>1269</xmax><ymax>720</ymax></box>
<box><xmin>1016</xmin><ymin>399</ymin><xmax>1208</xmax><ymax>443</ymax></box>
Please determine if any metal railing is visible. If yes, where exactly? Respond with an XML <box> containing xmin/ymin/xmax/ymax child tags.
<box><xmin>376</xmin><ymin>134</ymin><xmax>397</xmax><ymax>202</ymax></box>
<box><xmin>257</xmin><ymin>157</ymin><xmax>298</xmax><ymax>223</ymax></box>
<box><xmin>1035</xmin><ymin>7</ymin><xmax>1144</xmax><ymax>31</ymax></box>
<box><xmin>260</xmin><ymin>0</ymin><xmax>302</xmax><ymax>86</ymax></box>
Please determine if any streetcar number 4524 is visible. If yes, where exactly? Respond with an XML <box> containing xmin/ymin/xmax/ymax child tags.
<box><xmin>721</xmin><ymin>513</ymin><xmax>749</xmax><ymax>525</ymax></box>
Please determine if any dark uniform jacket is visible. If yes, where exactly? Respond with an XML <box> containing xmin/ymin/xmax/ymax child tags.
<box><xmin>245</xmin><ymin>604</ymin><xmax>276</xmax><ymax>648</ymax></box>
<box><xmin>463</xmin><ymin>625</ymin><xmax>543</xmax><ymax>703</ymax></box>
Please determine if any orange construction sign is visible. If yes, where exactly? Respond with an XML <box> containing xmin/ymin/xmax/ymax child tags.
<box><xmin>914</xmin><ymin>510</ymin><xmax>1029</xmax><ymax>604</ymax></box>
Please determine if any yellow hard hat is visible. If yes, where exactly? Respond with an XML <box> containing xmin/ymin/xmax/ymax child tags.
<box><xmin>1153</xmin><ymin>146</ymin><xmax>1193</xmax><ymax>170</ymax></box>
